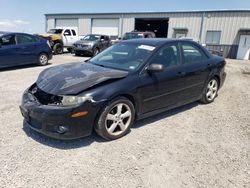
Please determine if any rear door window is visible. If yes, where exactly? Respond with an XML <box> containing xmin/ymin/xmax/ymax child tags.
<box><xmin>0</xmin><ymin>34</ymin><xmax>16</xmax><ymax>46</ymax></box>
<box><xmin>16</xmin><ymin>34</ymin><xmax>37</xmax><ymax>44</ymax></box>
<box><xmin>181</xmin><ymin>42</ymin><xmax>208</xmax><ymax>63</ymax></box>
<box><xmin>104</xmin><ymin>36</ymin><xmax>109</xmax><ymax>41</ymax></box>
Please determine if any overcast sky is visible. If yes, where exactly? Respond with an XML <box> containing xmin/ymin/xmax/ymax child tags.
<box><xmin>0</xmin><ymin>0</ymin><xmax>250</xmax><ymax>33</ymax></box>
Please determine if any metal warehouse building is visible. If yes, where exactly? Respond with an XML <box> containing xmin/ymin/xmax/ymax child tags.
<box><xmin>45</xmin><ymin>10</ymin><xmax>250</xmax><ymax>59</ymax></box>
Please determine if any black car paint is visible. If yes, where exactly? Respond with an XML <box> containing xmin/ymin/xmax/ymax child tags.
<box><xmin>36</xmin><ymin>63</ymin><xmax>128</xmax><ymax>95</ymax></box>
<box><xmin>20</xmin><ymin>39</ymin><xmax>226</xmax><ymax>140</ymax></box>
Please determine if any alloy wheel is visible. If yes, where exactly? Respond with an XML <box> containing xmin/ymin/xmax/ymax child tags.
<box><xmin>206</xmin><ymin>79</ymin><xmax>218</xmax><ymax>101</ymax></box>
<box><xmin>39</xmin><ymin>54</ymin><xmax>48</xmax><ymax>65</ymax></box>
<box><xmin>105</xmin><ymin>103</ymin><xmax>132</xmax><ymax>136</ymax></box>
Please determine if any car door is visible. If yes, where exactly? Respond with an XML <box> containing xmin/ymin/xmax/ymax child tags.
<box><xmin>63</xmin><ymin>29</ymin><xmax>72</xmax><ymax>46</ymax></box>
<box><xmin>98</xmin><ymin>35</ymin><xmax>105</xmax><ymax>50</ymax></box>
<box><xmin>179</xmin><ymin>41</ymin><xmax>211</xmax><ymax>101</ymax></box>
<box><xmin>0</xmin><ymin>34</ymin><xmax>21</xmax><ymax>68</ymax></box>
<box><xmin>139</xmin><ymin>42</ymin><xmax>188</xmax><ymax>113</ymax></box>
<box><xmin>71</xmin><ymin>29</ymin><xmax>79</xmax><ymax>44</ymax></box>
<box><xmin>16</xmin><ymin>34</ymin><xmax>38</xmax><ymax>64</ymax></box>
<box><xmin>104</xmin><ymin>36</ymin><xmax>111</xmax><ymax>48</ymax></box>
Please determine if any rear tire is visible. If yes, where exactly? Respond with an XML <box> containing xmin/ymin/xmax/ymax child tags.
<box><xmin>95</xmin><ymin>97</ymin><xmax>135</xmax><ymax>140</ymax></box>
<box><xmin>53</xmin><ymin>43</ymin><xmax>63</xmax><ymax>55</ymax></box>
<box><xmin>200</xmin><ymin>77</ymin><xmax>219</xmax><ymax>104</ymax></box>
<box><xmin>37</xmin><ymin>53</ymin><xmax>48</xmax><ymax>66</ymax></box>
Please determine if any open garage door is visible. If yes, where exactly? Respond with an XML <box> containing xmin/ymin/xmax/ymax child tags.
<box><xmin>91</xmin><ymin>19</ymin><xmax>119</xmax><ymax>39</ymax></box>
<box><xmin>55</xmin><ymin>18</ymin><xmax>79</xmax><ymax>29</ymax></box>
<box><xmin>135</xmin><ymin>18</ymin><xmax>169</xmax><ymax>38</ymax></box>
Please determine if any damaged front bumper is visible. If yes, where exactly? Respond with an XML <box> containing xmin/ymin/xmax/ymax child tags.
<box><xmin>20</xmin><ymin>87</ymin><xmax>101</xmax><ymax>140</ymax></box>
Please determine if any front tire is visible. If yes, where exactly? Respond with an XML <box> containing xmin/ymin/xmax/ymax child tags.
<box><xmin>37</xmin><ymin>53</ymin><xmax>48</xmax><ymax>66</ymax></box>
<box><xmin>200</xmin><ymin>78</ymin><xmax>219</xmax><ymax>104</ymax></box>
<box><xmin>95</xmin><ymin>97</ymin><xmax>135</xmax><ymax>140</ymax></box>
<box><xmin>53</xmin><ymin>43</ymin><xmax>63</xmax><ymax>55</ymax></box>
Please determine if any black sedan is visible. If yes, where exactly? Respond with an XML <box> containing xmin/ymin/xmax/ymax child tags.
<box><xmin>72</xmin><ymin>34</ymin><xmax>111</xmax><ymax>56</ymax></box>
<box><xmin>20</xmin><ymin>39</ymin><xmax>226</xmax><ymax>140</ymax></box>
<box><xmin>0</xmin><ymin>32</ymin><xmax>52</xmax><ymax>68</ymax></box>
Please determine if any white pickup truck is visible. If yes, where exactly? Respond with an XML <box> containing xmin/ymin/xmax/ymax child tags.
<box><xmin>37</xmin><ymin>27</ymin><xmax>83</xmax><ymax>54</ymax></box>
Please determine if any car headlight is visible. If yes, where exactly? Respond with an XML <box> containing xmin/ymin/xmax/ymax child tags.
<box><xmin>61</xmin><ymin>95</ymin><xmax>93</xmax><ymax>106</ymax></box>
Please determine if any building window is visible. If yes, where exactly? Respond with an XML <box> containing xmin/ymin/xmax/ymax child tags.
<box><xmin>206</xmin><ymin>31</ymin><xmax>221</xmax><ymax>44</ymax></box>
<box><xmin>173</xmin><ymin>28</ymin><xmax>188</xmax><ymax>39</ymax></box>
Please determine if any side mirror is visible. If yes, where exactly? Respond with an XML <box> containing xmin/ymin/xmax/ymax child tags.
<box><xmin>147</xmin><ymin>64</ymin><xmax>164</xmax><ymax>73</ymax></box>
<box><xmin>100</xmin><ymin>38</ymin><xmax>104</xmax><ymax>41</ymax></box>
<box><xmin>64</xmin><ymin>32</ymin><xmax>70</xmax><ymax>36</ymax></box>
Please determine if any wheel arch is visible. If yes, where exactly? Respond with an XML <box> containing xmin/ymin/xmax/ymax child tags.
<box><xmin>213</xmin><ymin>75</ymin><xmax>221</xmax><ymax>88</ymax></box>
<box><xmin>94</xmin><ymin>93</ymin><xmax>138</xmax><ymax>126</ymax></box>
<box><xmin>39</xmin><ymin>51</ymin><xmax>49</xmax><ymax>56</ymax></box>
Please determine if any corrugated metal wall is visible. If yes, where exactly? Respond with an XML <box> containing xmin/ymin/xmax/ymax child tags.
<box><xmin>168</xmin><ymin>12</ymin><xmax>202</xmax><ymax>39</ymax></box>
<box><xmin>46</xmin><ymin>11</ymin><xmax>250</xmax><ymax>45</ymax></box>
<box><xmin>202</xmin><ymin>11</ymin><xmax>250</xmax><ymax>44</ymax></box>
<box><xmin>46</xmin><ymin>18</ymin><xmax>55</xmax><ymax>32</ymax></box>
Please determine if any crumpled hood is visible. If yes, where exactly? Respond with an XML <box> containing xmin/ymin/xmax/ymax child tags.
<box><xmin>36</xmin><ymin>63</ymin><xmax>128</xmax><ymax>95</ymax></box>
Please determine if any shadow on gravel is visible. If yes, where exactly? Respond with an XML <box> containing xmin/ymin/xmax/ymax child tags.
<box><xmin>22</xmin><ymin>102</ymin><xmax>198</xmax><ymax>149</ymax></box>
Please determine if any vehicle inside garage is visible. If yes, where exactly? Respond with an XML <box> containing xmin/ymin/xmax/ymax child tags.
<box><xmin>134</xmin><ymin>18</ymin><xmax>169</xmax><ymax>38</ymax></box>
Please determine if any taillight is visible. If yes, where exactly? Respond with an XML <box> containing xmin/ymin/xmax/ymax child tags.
<box><xmin>46</xmin><ymin>40</ymin><xmax>51</xmax><ymax>48</ymax></box>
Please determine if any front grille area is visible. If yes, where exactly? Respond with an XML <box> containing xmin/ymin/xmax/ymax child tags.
<box><xmin>29</xmin><ymin>118</ymin><xmax>42</xmax><ymax>129</ymax></box>
<box><xmin>29</xmin><ymin>84</ymin><xmax>62</xmax><ymax>105</ymax></box>
<box><xmin>74</xmin><ymin>44</ymin><xmax>88</xmax><ymax>48</ymax></box>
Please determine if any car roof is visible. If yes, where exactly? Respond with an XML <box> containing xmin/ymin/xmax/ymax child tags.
<box><xmin>126</xmin><ymin>31</ymin><xmax>154</xmax><ymax>34</ymax></box>
<box><xmin>0</xmin><ymin>32</ymin><xmax>36</xmax><ymax>37</ymax></box>
<box><xmin>0</xmin><ymin>31</ymin><xmax>12</xmax><ymax>36</ymax></box>
<box><xmin>88</xmin><ymin>34</ymin><xmax>108</xmax><ymax>37</ymax></box>
<box><xmin>120</xmin><ymin>38</ymin><xmax>185</xmax><ymax>46</ymax></box>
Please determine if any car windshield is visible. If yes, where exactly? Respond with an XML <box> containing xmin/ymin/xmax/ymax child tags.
<box><xmin>123</xmin><ymin>33</ymin><xmax>144</xmax><ymax>40</ymax></box>
<box><xmin>47</xmin><ymin>29</ymin><xmax>63</xmax><ymax>34</ymax></box>
<box><xmin>81</xmin><ymin>35</ymin><xmax>100</xmax><ymax>41</ymax></box>
<box><xmin>90</xmin><ymin>43</ymin><xmax>156</xmax><ymax>71</ymax></box>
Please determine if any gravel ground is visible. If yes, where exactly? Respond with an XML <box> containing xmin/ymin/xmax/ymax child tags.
<box><xmin>0</xmin><ymin>54</ymin><xmax>249</xmax><ymax>188</ymax></box>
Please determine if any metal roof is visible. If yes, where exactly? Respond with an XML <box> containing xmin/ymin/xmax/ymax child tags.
<box><xmin>45</xmin><ymin>9</ymin><xmax>250</xmax><ymax>16</ymax></box>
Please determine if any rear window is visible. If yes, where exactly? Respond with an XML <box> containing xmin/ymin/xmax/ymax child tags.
<box><xmin>48</xmin><ymin>29</ymin><xmax>63</xmax><ymax>34</ymax></box>
<box><xmin>123</xmin><ymin>33</ymin><xmax>144</xmax><ymax>40</ymax></box>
